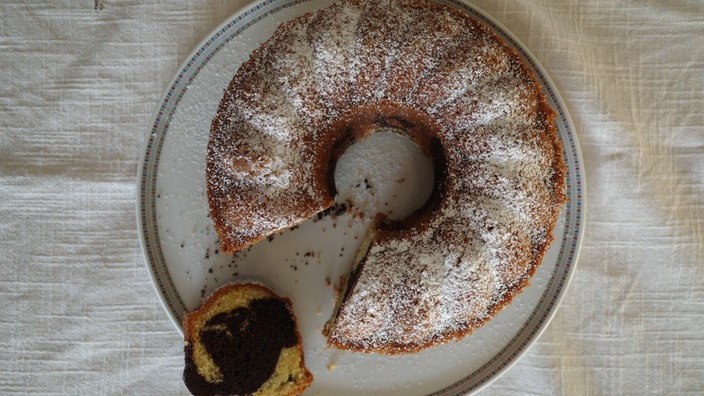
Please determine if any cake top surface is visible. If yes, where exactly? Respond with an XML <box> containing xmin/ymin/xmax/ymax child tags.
<box><xmin>207</xmin><ymin>0</ymin><xmax>566</xmax><ymax>353</ymax></box>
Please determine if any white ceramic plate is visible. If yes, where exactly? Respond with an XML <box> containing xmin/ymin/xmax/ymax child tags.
<box><xmin>137</xmin><ymin>1</ymin><xmax>585</xmax><ymax>394</ymax></box>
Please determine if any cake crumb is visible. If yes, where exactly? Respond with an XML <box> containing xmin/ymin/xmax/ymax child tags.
<box><xmin>333</xmin><ymin>276</ymin><xmax>347</xmax><ymax>293</ymax></box>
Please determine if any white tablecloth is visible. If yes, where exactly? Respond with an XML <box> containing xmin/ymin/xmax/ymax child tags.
<box><xmin>2</xmin><ymin>0</ymin><xmax>702</xmax><ymax>394</ymax></box>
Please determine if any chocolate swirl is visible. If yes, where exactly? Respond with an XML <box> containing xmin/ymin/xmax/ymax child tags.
<box><xmin>184</xmin><ymin>298</ymin><xmax>297</xmax><ymax>395</ymax></box>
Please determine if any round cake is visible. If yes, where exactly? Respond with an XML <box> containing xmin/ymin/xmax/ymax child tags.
<box><xmin>207</xmin><ymin>0</ymin><xmax>566</xmax><ymax>354</ymax></box>
<box><xmin>183</xmin><ymin>283</ymin><xmax>313</xmax><ymax>395</ymax></box>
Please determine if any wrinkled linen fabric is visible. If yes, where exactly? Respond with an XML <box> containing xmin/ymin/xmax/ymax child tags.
<box><xmin>1</xmin><ymin>0</ymin><xmax>702</xmax><ymax>394</ymax></box>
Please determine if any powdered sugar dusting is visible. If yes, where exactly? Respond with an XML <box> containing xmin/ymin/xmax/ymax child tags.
<box><xmin>207</xmin><ymin>0</ymin><xmax>566</xmax><ymax>353</ymax></box>
<box><xmin>308</xmin><ymin>0</ymin><xmax>364</xmax><ymax>113</ymax></box>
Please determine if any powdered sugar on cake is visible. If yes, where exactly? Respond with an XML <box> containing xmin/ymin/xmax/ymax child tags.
<box><xmin>206</xmin><ymin>0</ymin><xmax>566</xmax><ymax>354</ymax></box>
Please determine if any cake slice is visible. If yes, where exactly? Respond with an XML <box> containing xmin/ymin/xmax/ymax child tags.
<box><xmin>183</xmin><ymin>283</ymin><xmax>313</xmax><ymax>396</ymax></box>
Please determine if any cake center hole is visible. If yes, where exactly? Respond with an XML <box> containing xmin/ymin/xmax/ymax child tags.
<box><xmin>333</xmin><ymin>130</ymin><xmax>435</xmax><ymax>221</ymax></box>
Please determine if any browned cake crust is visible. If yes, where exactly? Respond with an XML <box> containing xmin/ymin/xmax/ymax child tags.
<box><xmin>207</xmin><ymin>0</ymin><xmax>566</xmax><ymax>354</ymax></box>
<box><xmin>183</xmin><ymin>283</ymin><xmax>313</xmax><ymax>395</ymax></box>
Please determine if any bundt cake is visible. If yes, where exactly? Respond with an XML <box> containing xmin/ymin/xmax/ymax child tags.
<box><xmin>206</xmin><ymin>0</ymin><xmax>566</xmax><ymax>353</ymax></box>
<box><xmin>183</xmin><ymin>283</ymin><xmax>313</xmax><ymax>395</ymax></box>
